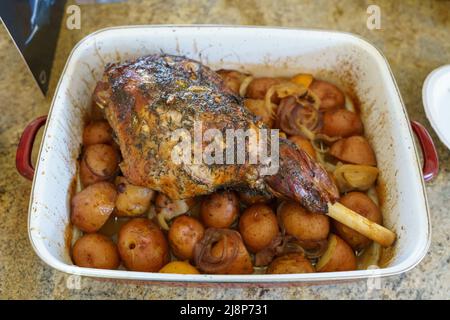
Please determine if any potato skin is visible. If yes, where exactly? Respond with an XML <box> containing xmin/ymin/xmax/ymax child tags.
<box><xmin>246</xmin><ymin>77</ymin><xmax>281</xmax><ymax>103</ymax></box>
<box><xmin>288</xmin><ymin>135</ymin><xmax>317</xmax><ymax>159</ymax></box>
<box><xmin>159</xmin><ymin>261</ymin><xmax>200</xmax><ymax>274</ymax></box>
<box><xmin>216</xmin><ymin>69</ymin><xmax>247</xmax><ymax>95</ymax></box>
<box><xmin>322</xmin><ymin>109</ymin><xmax>363</xmax><ymax>138</ymax></box>
<box><xmin>118</xmin><ymin>218</ymin><xmax>169</xmax><ymax>272</ymax></box>
<box><xmin>278</xmin><ymin>201</ymin><xmax>330</xmax><ymax>244</ymax></box>
<box><xmin>316</xmin><ymin>234</ymin><xmax>356</xmax><ymax>272</ymax></box>
<box><xmin>333</xmin><ymin>192</ymin><xmax>382</xmax><ymax>250</ymax></box>
<box><xmin>82</xmin><ymin>121</ymin><xmax>113</xmax><ymax>146</ymax></box>
<box><xmin>80</xmin><ymin>144</ymin><xmax>119</xmax><ymax>186</ymax></box>
<box><xmin>168</xmin><ymin>215</ymin><xmax>205</xmax><ymax>261</ymax></box>
<box><xmin>266</xmin><ymin>253</ymin><xmax>314</xmax><ymax>274</ymax></box>
<box><xmin>71</xmin><ymin>182</ymin><xmax>117</xmax><ymax>233</ymax></box>
<box><xmin>244</xmin><ymin>99</ymin><xmax>275</xmax><ymax>128</ymax></box>
<box><xmin>200</xmin><ymin>191</ymin><xmax>239</xmax><ymax>228</ymax></box>
<box><xmin>330</xmin><ymin>136</ymin><xmax>377</xmax><ymax>166</ymax></box>
<box><xmin>309</xmin><ymin>80</ymin><xmax>345</xmax><ymax>111</ymax></box>
<box><xmin>239</xmin><ymin>204</ymin><xmax>279</xmax><ymax>253</ymax></box>
<box><xmin>72</xmin><ymin>233</ymin><xmax>120</xmax><ymax>269</ymax></box>
<box><xmin>238</xmin><ymin>189</ymin><xmax>271</xmax><ymax>206</ymax></box>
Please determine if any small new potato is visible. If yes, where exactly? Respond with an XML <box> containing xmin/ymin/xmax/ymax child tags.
<box><xmin>159</xmin><ymin>261</ymin><xmax>200</xmax><ymax>274</ymax></box>
<box><xmin>322</xmin><ymin>109</ymin><xmax>363</xmax><ymax>138</ymax></box>
<box><xmin>288</xmin><ymin>135</ymin><xmax>317</xmax><ymax>160</ymax></box>
<box><xmin>118</xmin><ymin>218</ymin><xmax>169</xmax><ymax>272</ymax></box>
<box><xmin>278</xmin><ymin>201</ymin><xmax>330</xmax><ymax>246</ymax></box>
<box><xmin>246</xmin><ymin>77</ymin><xmax>281</xmax><ymax>103</ymax></box>
<box><xmin>239</xmin><ymin>204</ymin><xmax>279</xmax><ymax>253</ymax></box>
<box><xmin>238</xmin><ymin>189</ymin><xmax>271</xmax><ymax>206</ymax></box>
<box><xmin>200</xmin><ymin>191</ymin><xmax>239</xmax><ymax>228</ymax></box>
<box><xmin>168</xmin><ymin>215</ymin><xmax>205</xmax><ymax>261</ymax></box>
<box><xmin>244</xmin><ymin>99</ymin><xmax>275</xmax><ymax>128</ymax></box>
<box><xmin>333</xmin><ymin>192</ymin><xmax>383</xmax><ymax>250</ymax></box>
<box><xmin>71</xmin><ymin>182</ymin><xmax>117</xmax><ymax>233</ymax></box>
<box><xmin>82</xmin><ymin>121</ymin><xmax>113</xmax><ymax>146</ymax></box>
<box><xmin>316</xmin><ymin>234</ymin><xmax>357</xmax><ymax>272</ymax></box>
<box><xmin>80</xmin><ymin>144</ymin><xmax>119</xmax><ymax>186</ymax></box>
<box><xmin>309</xmin><ymin>80</ymin><xmax>345</xmax><ymax>111</ymax></box>
<box><xmin>115</xmin><ymin>180</ymin><xmax>155</xmax><ymax>217</ymax></box>
<box><xmin>330</xmin><ymin>136</ymin><xmax>377</xmax><ymax>166</ymax></box>
<box><xmin>216</xmin><ymin>69</ymin><xmax>247</xmax><ymax>95</ymax></box>
<box><xmin>72</xmin><ymin>233</ymin><xmax>120</xmax><ymax>269</ymax></box>
<box><xmin>266</xmin><ymin>253</ymin><xmax>314</xmax><ymax>274</ymax></box>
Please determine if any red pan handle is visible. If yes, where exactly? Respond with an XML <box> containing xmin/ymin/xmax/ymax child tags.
<box><xmin>16</xmin><ymin>115</ymin><xmax>47</xmax><ymax>180</ymax></box>
<box><xmin>410</xmin><ymin>120</ymin><xmax>439</xmax><ymax>182</ymax></box>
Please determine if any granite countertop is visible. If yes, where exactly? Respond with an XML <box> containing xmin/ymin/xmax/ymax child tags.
<box><xmin>1</xmin><ymin>0</ymin><xmax>449</xmax><ymax>299</ymax></box>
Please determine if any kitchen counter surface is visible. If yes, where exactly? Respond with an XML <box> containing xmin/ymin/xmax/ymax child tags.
<box><xmin>1</xmin><ymin>0</ymin><xmax>449</xmax><ymax>299</ymax></box>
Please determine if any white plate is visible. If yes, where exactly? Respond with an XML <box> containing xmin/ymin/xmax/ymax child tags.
<box><xmin>423</xmin><ymin>64</ymin><xmax>450</xmax><ymax>150</ymax></box>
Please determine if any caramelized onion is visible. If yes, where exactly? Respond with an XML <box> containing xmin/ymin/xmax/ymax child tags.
<box><xmin>296</xmin><ymin>239</ymin><xmax>328</xmax><ymax>259</ymax></box>
<box><xmin>275</xmin><ymin>90</ymin><xmax>321</xmax><ymax>139</ymax></box>
<box><xmin>239</xmin><ymin>76</ymin><xmax>254</xmax><ymax>97</ymax></box>
<box><xmin>254</xmin><ymin>234</ymin><xmax>319</xmax><ymax>266</ymax></box>
<box><xmin>194</xmin><ymin>228</ymin><xmax>241</xmax><ymax>273</ymax></box>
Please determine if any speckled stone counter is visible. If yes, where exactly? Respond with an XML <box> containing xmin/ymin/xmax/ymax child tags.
<box><xmin>1</xmin><ymin>0</ymin><xmax>449</xmax><ymax>299</ymax></box>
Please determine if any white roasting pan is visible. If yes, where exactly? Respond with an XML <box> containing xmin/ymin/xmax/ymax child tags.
<box><xmin>16</xmin><ymin>26</ymin><xmax>439</xmax><ymax>284</ymax></box>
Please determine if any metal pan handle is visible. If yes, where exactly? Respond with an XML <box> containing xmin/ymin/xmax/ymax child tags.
<box><xmin>411</xmin><ymin>120</ymin><xmax>439</xmax><ymax>182</ymax></box>
<box><xmin>16</xmin><ymin>115</ymin><xmax>47</xmax><ymax>180</ymax></box>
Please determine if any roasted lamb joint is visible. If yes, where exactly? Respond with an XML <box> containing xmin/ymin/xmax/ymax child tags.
<box><xmin>93</xmin><ymin>54</ymin><xmax>339</xmax><ymax>213</ymax></box>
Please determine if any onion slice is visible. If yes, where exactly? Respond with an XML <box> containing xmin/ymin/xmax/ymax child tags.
<box><xmin>194</xmin><ymin>228</ymin><xmax>241</xmax><ymax>273</ymax></box>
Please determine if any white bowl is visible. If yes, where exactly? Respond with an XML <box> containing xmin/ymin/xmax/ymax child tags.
<box><xmin>22</xmin><ymin>26</ymin><xmax>431</xmax><ymax>284</ymax></box>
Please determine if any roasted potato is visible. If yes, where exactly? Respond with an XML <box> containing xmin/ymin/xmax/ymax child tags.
<box><xmin>246</xmin><ymin>77</ymin><xmax>281</xmax><ymax>103</ymax></box>
<box><xmin>244</xmin><ymin>99</ymin><xmax>275</xmax><ymax>128</ymax></box>
<box><xmin>322</xmin><ymin>109</ymin><xmax>363</xmax><ymax>138</ymax></box>
<box><xmin>82</xmin><ymin>121</ymin><xmax>113</xmax><ymax>146</ymax></box>
<box><xmin>316</xmin><ymin>234</ymin><xmax>356</xmax><ymax>272</ymax></box>
<box><xmin>288</xmin><ymin>135</ymin><xmax>317</xmax><ymax>159</ymax></box>
<box><xmin>200</xmin><ymin>191</ymin><xmax>239</xmax><ymax>228</ymax></box>
<box><xmin>333</xmin><ymin>164</ymin><xmax>379</xmax><ymax>192</ymax></box>
<box><xmin>168</xmin><ymin>215</ymin><xmax>205</xmax><ymax>261</ymax></box>
<box><xmin>330</xmin><ymin>136</ymin><xmax>377</xmax><ymax>166</ymax></box>
<box><xmin>239</xmin><ymin>204</ymin><xmax>279</xmax><ymax>253</ymax></box>
<box><xmin>278</xmin><ymin>201</ymin><xmax>330</xmax><ymax>245</ymax></box>
<box><xmin>71</xmin><ymin>182</ymin><xmax>117</xmax><ymax>233</ymax></box>
<box><xmin>115</xmin><ymin>179</ymin><xmax>155</xmax><ymax>217</ymax></box>
<box><xmin>266</xmin><ymin>253</ymin><xmax>314</xmax><ymax>274</ymax></box>
<box><xmin>72</xmin><ymin>233</ymin><xmax>120</xmax><ymax>269</ymax></box>
<box><xmin>333</xmin><ymin>192</ymin><xmax>383</xmax><ymax>250</ymax></box>
<box><xmin>309</xmin><ymin>80</ymin><xmax>345</xmax><ymax>111</ymax></box>
<box><xmin>80</xmin><ymin>144</ymin><xmax>119</xmax><ymax>186</ymax></box>
<box><xmin>216</xmin><ymin>69</ymin><xmax>248</xmax><ymax>95</ymax></box>
<box><xmin>118</xmin><ymin>218</ymin><xmax>169</xmax><ymax>272</ymax></box>
<box><xmin>238</xmin><ymin>189</ymin><xmax>271</xmax><ymax>206</ymax></box>
<box><xmin>159</xmin><ymin>261</ymin><xmax>200</xmax><ymax>274</ymax></box>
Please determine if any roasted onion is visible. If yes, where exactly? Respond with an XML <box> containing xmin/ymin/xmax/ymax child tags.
<box><xmin>275</xmin><ymin>88</ymin><xmax>321</xmax><ymax>139</ymax></box>
<box><xmin>194</xmin><ymin>228</ymin><xmax>253</xmax><ymax>273</ymax></box>
<box><xmin>333</xmin><ymin>164</ymin><xmax>379</xmax><ymax>192</ymax></box>
<box><xmin>254</xmin><ymin>233</ymin><xmax>326</xmax><ymax>266</ymax></box>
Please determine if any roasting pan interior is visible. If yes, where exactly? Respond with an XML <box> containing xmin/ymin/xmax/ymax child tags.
<box><xmin>28</xmin><ymin>26</ymin><xmax>430</xmax><ymax>282</ymax></box>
